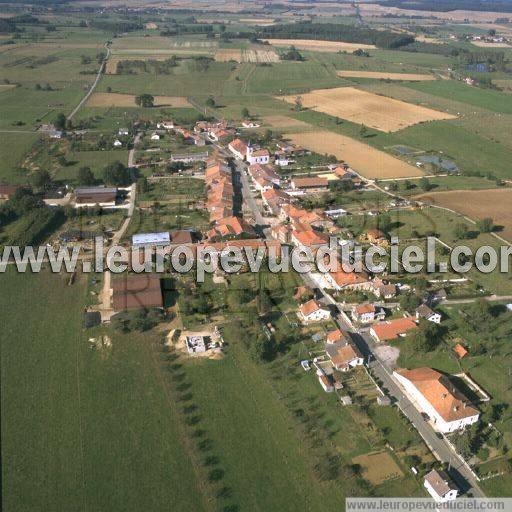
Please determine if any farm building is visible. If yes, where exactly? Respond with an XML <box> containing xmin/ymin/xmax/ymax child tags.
<box><xmin>290</xmin><ymin>176</ymin><xmax>329</xmax><ymax>192</ymax></box>
<box><xmin>112</xmin><ymin>274</ymin><xmax>163</xmax><ymax>312</ymax></box>
<box><xmin>393</xmin><ymin>367</ymin><xmax>479</xmax><ymax>433</ymax></box>
<box><xmin>132</xmin><ymin>232</ymin><xmax>171</xmax><ymax>249</ymax></box>
<box><xmin>75</xmin><ymin>187</ymin><xmax>118</xmax><ymax>207</ymax></box>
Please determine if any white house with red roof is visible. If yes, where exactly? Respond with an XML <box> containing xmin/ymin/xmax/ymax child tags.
<box><xmin>393</xmin><ymin>367</ymin><xmax>480</xmax><ymax>433</ymax></box>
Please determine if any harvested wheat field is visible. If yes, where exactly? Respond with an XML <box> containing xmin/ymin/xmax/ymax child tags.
<box><xmin>239</xmin><ymin>18</ymin><xmax>275</xmax><ymax>25</ymax></box>
<box><xmin>280</xmin><ymin>87</ymin><xmax>456</xmax><ymax>132</ymax></box>
<box><xmin>285</xmin><ymin>130</ymin><xmax>422</xmax><ymax>179</ymax></box>
<box><xmin>263</xmin><ymin>38</ymin><xmax>376</xmax><ymax>52</ymax></box>
<box><xmin>87</xmin><ymin>93</ymin><xmax>191</xmax><ymax>108</ymax></box>
<box><xmin>415</xmin><ymin>188</ymin><xmax>512</xmax><ymax>242</ymax></box>
<box><xmin>337</xmin><ymin>70</ymin><xmax>435</xmax><ymax>81</ymax></box>
<box><xmin>214</xmin><ymin>48</ymin><xmax>279</xmax><ymax>63</ymax></box>
<box><xmin>353</xmin><ymin>451</ymin><xmax>403</xmax><ymax>485</ymax></box>
<box><xmin>264</xmin><ymin>115</ymin><xmax>311</xmax><ymax>129</ymax></box>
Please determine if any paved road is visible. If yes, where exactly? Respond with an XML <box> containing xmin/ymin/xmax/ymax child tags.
<box><xmin>67</xmin><ymin>42</ymin><xmax>110</xmax><ymax>121</ymax></box>
<box><xmin>231</xmin><ymin>152</ymin><xmax>486</xmax><ymax>498</ymax></box>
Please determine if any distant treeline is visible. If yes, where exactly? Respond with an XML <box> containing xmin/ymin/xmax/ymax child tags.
<box><xmin>375</xmin><ymin>0</ymin><xmax>512</xmax><ymax>13</ymax></box>
<box><xmin>160</xmin><ymin>24</ymin><xmax>215</xmax><ymax>36</ymax></box>
<box><xmin>257</xmin><ymin>22</ymin><xmax>415</xmax><ymax>49</ymax></box>
<box><xmin>90</xmin><ymin>20</ymin><xmax>142</xmax><ymax>34</ymax></box>
<box><xmin>0</xmin><ymin>14</ymin><xmax>45</xmax><ymax>33</ymax></box>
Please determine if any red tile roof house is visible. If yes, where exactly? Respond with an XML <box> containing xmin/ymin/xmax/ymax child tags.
<box><xmin>298</xmin><ymin>299</ymin><xmax>331</xmax><ymax>323</ymax></box>
<box><xmin>228</xmin><ymin>138</ymin><xmax>248</xmax><ymax>160</ymax></box>
<box><xmin>324</xmin><ymin>267</ymin><xmax>372</xmax><ymax>292</ymax></box>
<box><xmin>369</xmin><ymin>317</ymin><xmax>418</xmax><ymax>342</ymax></box>
<box><xmin>393</xmin><ymin>367</ymin><xmax>479</xmax><ymax>433</ymax></box>
<box><xmin>206</xmin><ymin>215</ymin><xmax>254</xmax><ymax>241</ymax></box>
<box><xmin>261</xmin><ymin>188</ymin><xmax>292</xmax><ymax>215</ymax></box>
<box><xmin>351</xmin><ymin>303</ymin><xmax>385</xmax><ymax>324</ymax></box>
<box><xmin>326</xmin><ymin>339</ymin><xmax>364</xmax><ymax>372</ymax></box>
<box><xmin>291</xmin><ymin>229</ymin><xmax>330</xmax><ymax>250</ymax></box>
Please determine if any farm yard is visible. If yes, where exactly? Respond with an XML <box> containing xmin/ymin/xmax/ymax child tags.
<box><xmin>284</xmin><ymin>130</ymin><xmax>423</xmax><ymax>178</ymax></box>
<box><xmin>280</xmin><ymin>87</ymin><xmax>457</xmax><ymax>132</ymax></box>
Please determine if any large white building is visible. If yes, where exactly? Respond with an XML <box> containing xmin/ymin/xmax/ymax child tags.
<box><xmin>393</xmin><ymin>367</ymin><xmax>479</xmax><ymax>433</ymax></box>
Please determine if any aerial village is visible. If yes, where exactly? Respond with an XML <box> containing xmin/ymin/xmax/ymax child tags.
<box><xmin>1</xmin><ymin>109</ymin><xmax>504</xmax><ymax>502</ymax></box>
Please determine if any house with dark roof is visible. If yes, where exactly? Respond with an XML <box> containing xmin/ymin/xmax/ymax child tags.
<box><xmin>424</xmin><ymin>469</ymin><xmax>459</xmax><ymax>503</ymax></box>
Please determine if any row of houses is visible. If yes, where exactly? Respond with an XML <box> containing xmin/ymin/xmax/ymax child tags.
<box><xmin>205</xmin><ymin>155</ymin><xmax>235</xmax><ymax>223</ymax></box>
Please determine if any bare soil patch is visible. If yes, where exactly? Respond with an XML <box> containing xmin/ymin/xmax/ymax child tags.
<box><xmin>415</xmin><ymin>188</ymin><xmax>512</xmax><ymax>242</ymax></box>
<box><xmin>87</xmin><ymin>92</ymin><xmax>191</xmax><ymax>108</ymax></box>
<box><xmin>337</xmin><ymin>70</ymin><xmax>435</xmax><ymax>81</ymax></box>
<box><xmin>263</xmin><ymin>38</ymin><xmax>376</xmax><ymax>52</ymax></box>
<box><xmin>285</xmin><ymin>130</ymin><xmax>422</xmax><ymax>179</ymax></box>
<box><xmin>353</xmin><ymin>451</ymin><xmax>403</xmax><ymax>485</ymax></box>
<box><xmin>280</xmin><ymin>86</ymin><xmax>456</xmax><ymax>132</ymax></box>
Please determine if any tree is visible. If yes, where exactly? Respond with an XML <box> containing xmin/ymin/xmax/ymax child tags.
<box><xmin>294</xmin><ymin>96</ymin><xmax>302</xmax><ymax>111</ymax></box>
<box><xmin>205</xmin><ymin>96</ymin><xmax>215</xmax><ymax>108</ymax></box>
<box><xmin>241</xmin><ymin>107</ymin><xmax>250</xmax><ymax>119</ymax></box>
<box><xmin>54</xmin><ymin>112</ymin><xmax>67</xmax><ymax>131</ymax></box>
<box><xmin>476</xmin><ymin>217</ymin><xmax>494</xmax><ymax>233</ymax></box>
<box><xmin>31</xmin><ymin>170</ymin><xmax>52</xmax><ymax>191</ymax></box>
<box><xmin>467</xmin><ymin>299</ymin><xmax>493</xmax><ymax>332</ymax></box>
<box><xmin>454</xmin><ymin>223</ymin><xmax>469</xmax><ymax>239</ymax></box>
<box><xmin>409</xmin><ymin>319</ymin><xmax>440</xmax><ymax>352</ymax></box>
<box><xmin>419</xmin><ymin>177</ymin><xmax>432</xmax><ymax>191</ymax></box>
<box><xmin>77</xmin><ymin>166</ymin><xmax>95</xmax><ymax>185</ymax></box>
<box><xmin>103</xmin><ymin>161</ymin><xmax>131</xmax><ymax>186</ymax></box>
<box><xmin>249</xmin><ymin>334</ymin><xmax>276</xmax><ymax>363</ymax></box>
<box><xmin>399</xmin><ymin>293</ymin><xmax>422</xmax><ymax>313</ymax></box>
<box><xmin>135</xmin><ymin>94</ymin><xmax>154</xmax><ymax>107</ymax></box>
<box><xmin>359</xmin><ymin>124</ymin><xmax>367</xmax><ymax>138</ymax></box>
<box><xmin>137</xmin><ymin>176</ymin><xmax>149</xmax><ymax>193</ymax></box>
<box><xmin>377</xmin><ymin>214</ymin><xmax>392</xmax><ymax>234</ymax></box>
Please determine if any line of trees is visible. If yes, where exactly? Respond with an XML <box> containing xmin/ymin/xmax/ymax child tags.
<box><xmin>258</xmin><ymin>22</ymin><xmax>415</xmax><ymax>49</ymax></box>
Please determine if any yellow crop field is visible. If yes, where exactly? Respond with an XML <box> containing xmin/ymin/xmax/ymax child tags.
<box><xmin>280</xmin><ymin>87</ymin><xmax>457</xmax><ymax>132</ymax></box>
<box><xmin>285</xmin><ymin>130</ymin><xmax>422</xmax><ymax>179</ymax></box>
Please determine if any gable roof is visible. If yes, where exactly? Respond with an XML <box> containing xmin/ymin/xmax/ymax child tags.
<box><xmin>395</xmin><ymin>367</ymin><xmax>479</xmax><ymax>422</ymax></box>
<box><xmin>371</xmin><ymin>317</ymin><xmax>418</xmax><ymax>341</ymax></box>
<box><xmin>354</xmin><ymin>303</ymin><xmax>375</xmax><ymax>315</ymax></box>
<box><xmin>425</xmin><ymin>470</ymin><xmax>457</xmax><ymax>498</ymax></box>
<box><xmin>299</xmin><ymin>299</ymin><xmax>324</xmax><ymax>317</ymax></box>
<box><xmin>453</xmin><ymin>343</ymin><xmax>468</xmax><ymax>359</ymax></box>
